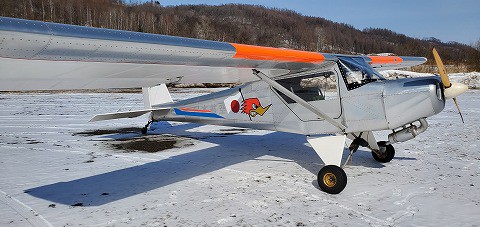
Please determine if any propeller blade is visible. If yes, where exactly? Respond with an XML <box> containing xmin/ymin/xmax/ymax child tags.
<box><xmin>432</xmin><ymin>48</ymin><xmax>467</xmax><ymax>123</ymax></box>
<box><xmin>432</xmin><ymin>48</ymin><xmax>451</xmax><ymax>88</ymax></box>
<box><xmin>453</xmin><ymin>97</ymin><xmax>465</xmax><ymax>123</ymax></box>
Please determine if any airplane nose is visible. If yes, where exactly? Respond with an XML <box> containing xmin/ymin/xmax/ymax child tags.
<box><xmin>432</xmin><ymin>80</ymin><xmax>446</xmax><ymax>115</ymax></box>
<box><xmin>401</xmin><ymin>77</ymin><xmax>445</xmax><ymax>116</ymax></box>
<box><xmin>444</xmin><ymin>82</ymin><xmax>468</xmax><ymax>99</ymax></box>
<box><xmin>383</xmin><ymin>77</ymin><xmax>445</xmax><ymax>129</ymax></box>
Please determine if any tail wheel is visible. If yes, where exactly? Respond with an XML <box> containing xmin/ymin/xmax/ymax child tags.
<box><xmin>317</xmin><ymin>165</ymin><xmax>347</xmax><ymax>194</ymax></box>
<box><xmin>372</xmin><ymin>141</ymin><xmax>395</xmax><ymax>163</ymax></box>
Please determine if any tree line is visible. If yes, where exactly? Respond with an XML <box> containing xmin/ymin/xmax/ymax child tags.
<box><xmin>1</xmin><ymin>0</ymin><xmax>479</xmax><ymax>71</ymax></box>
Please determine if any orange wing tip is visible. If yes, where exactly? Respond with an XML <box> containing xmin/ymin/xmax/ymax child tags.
<box><xmin>230</xmin><ymin>43</ymin><xmax>325</xmax><ymax>63</ymax></box>
<box><xmin>368</xmin><ymin>56</ymin><xmax>404</xmax><ymax>64</ymax></box>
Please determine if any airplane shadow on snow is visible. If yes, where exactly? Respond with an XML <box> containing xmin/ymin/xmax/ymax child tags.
<box><xmin>25</xmin><ymin>122</ymin><xmax>407</xmax><ymax>206</ymax></box>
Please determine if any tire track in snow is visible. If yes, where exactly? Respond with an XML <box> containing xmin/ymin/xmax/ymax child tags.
<box><xmin>319</xmin><ymin>197</ymin><xmax>392</xmax><ymax>226</ymax></box>
<box><xmin>387</xmin><ymin>187</ymin><xmax>436</xmax><ymax>223</ymax></box>
<box><xmin>0</xmin><ymin>190</ymin><xmax>53</xmax><ymax>227</ymax></box>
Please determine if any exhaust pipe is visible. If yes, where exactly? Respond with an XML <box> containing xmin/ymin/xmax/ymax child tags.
<box><xmin>388</xmin><ymin>118</ymin><xmax>428</xmax><ymax>143</ymax></box>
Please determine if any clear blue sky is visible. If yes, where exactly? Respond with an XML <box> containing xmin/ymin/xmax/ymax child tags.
<box><xmin>132</xmin><ymin>0</ymin><xmax>480</xmax><ymax>45</ymax></box>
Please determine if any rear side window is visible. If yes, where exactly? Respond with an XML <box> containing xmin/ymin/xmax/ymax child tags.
<box><xmin>274</xmin><ymin>71</ymin><xmax>338</xmax><ymax>104</ymax></box>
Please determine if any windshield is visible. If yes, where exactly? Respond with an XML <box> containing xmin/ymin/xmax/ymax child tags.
<box><xmin>338</xmin><ymin>57</ymin><xmax>385</xmax><ymax>90</ymax></box>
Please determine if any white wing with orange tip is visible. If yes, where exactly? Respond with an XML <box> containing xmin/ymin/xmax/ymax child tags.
<box><xmin>0</xmin><ymin>17</ymin><xmax>426</xmax><ymax>91</ymax></box>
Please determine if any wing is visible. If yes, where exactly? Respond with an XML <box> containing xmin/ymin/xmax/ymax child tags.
<box><xmin>366</xmin><ymin>56</ymin><xmax>427</xmax><ymax>71</ymax></box>
<box><xmin>0</xmin><ymin>17</ymin><xmax>426</xmax><ymax>91</ymax></box>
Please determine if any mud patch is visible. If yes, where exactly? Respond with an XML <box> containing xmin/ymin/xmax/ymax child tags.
<box><xmin>26</xmin><ymin>139</ymin><xmax>43</xmax><ymax>144</ymax></box>
<box><xmin>108</xmin><ymin>135</ymin><xmax>193</xmax><ymax>153</ymax></box>
<box><xmin>218</xmin><ymin>128</ymin><xmax>248</xmax><ymax>135</ymax></box>
<box><xmin>73</xmin><ymin>127</ymin><xmax>141</xmax><ymax>136</ymax></box>
<box><xmin>83</xmin><ymin>152</ymin><xmax>97</xmax><ymax>163</ymax></box>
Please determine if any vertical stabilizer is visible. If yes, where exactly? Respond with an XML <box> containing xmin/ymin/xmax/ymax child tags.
<box><xmin>142</xmin><ymin>84</ymin><xmax>173</xmax><ymax>109</ymax></box>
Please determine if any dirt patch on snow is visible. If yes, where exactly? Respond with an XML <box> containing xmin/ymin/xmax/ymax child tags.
<box><xmin>73</xmin><ymin>127</ymin><xmax>141</xmax><ymax>136</ymax></box>
<box><xmin>108</xmin><ymin>135</ymin><xmax>193</xmax><ymax>153</ymax></box>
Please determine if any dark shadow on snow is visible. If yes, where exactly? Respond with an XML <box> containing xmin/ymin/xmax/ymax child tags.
<box><xmin>393</xmin><ymin>156</ymin><xmax>417</xmax><ymax>161</ymax></box>
<box><xmin>26</xmin><ymin>122</ymin><xmax>390</xmax><ymax>206</ymax></box>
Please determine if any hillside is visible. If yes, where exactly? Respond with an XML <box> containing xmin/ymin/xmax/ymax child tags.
<box><xmin>1</xmin><ymin>0</ymin><xmax>479</xmax><ymax>71</ymax></box>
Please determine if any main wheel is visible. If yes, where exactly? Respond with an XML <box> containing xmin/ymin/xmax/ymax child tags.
<box><xmin>141</xmin><ymin>127</ymin><xmax>148</xmax><ymax>134</ymax></box>
<box><xmin>317</xmin><ymin>165</ymin><xmax>347</xmax><ymax>194</ymax></box>
<box><xmin>372</xmin><ymin>141</ymin><xmax>395</xmax><ymax>163</ymax></box>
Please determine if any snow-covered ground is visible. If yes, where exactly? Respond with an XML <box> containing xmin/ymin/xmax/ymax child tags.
<box><xmin>0</xmin><ymin>88</ymin><xmax>479</xmax><ymax>226</ymax></box>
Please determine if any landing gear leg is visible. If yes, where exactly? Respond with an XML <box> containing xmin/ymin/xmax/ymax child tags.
<box><xmin>141</xmin><ymin>121</ymin><xmax>152</xmax><ymax>134</ymax></box>
<box><xmin>307</xmin><ymin>135</ymin><xmax>348</xmax><ymax>194</ymax></box>
<box><xmin>344</xmin><ymin>132</ymin><xmax>369</xmax><ymax>166</ymax></box>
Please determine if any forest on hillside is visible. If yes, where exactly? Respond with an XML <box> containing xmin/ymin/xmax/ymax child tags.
<box><xmin>1</xmin><ymin>0</ymin><xmax>479</xmax><ymax>71</ymax></box>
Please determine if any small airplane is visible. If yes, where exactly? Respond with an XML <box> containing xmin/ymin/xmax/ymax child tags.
<box><xmin>0</xmin><ymin>17</ymin><xmax>468</xmax><ymax>194</ymax></box>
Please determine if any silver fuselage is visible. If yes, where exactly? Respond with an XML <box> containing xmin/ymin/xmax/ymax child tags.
<box><xmin>0</xmin><ymin>16</ymin><xmax>443</xmax><ymax>136</ymax></box>
<box><xmin>153</xmin><ymin>68</ymin><xmax>445</xmax><ymax>135</ymax></box>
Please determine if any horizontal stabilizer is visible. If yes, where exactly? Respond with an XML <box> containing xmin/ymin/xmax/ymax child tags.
<box><xmin>89</xmin><ymin>109</ymin><xmax>154</xmax><ymax>122</ymax></box>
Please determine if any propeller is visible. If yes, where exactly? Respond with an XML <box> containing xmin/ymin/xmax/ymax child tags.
<box><xmin>432</xmin><ymin>48</ymin><xmax>468</xmax><ymax>123</ymax></box>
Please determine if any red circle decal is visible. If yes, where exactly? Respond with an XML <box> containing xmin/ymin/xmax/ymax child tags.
<box><xmin>231</xmin><ymin>100</ymin><xmax>240</xmax><ymax>113</ymax></box>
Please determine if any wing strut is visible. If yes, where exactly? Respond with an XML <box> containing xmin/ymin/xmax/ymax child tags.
<box><xmin>252</xmin><ymin>69</ymin><xmax>347</xmax><ymax>132</ymax></box>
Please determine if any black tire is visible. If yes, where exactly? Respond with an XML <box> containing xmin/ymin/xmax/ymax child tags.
<box><xmin>372</xmin><ymin>141</ymin><xmax>395</xmax><ymax>163</ymax></box>
<box><xmin>141</xmin><ymin>127</ymin><xmax>148</xmax><ymax>135</ymax></box>
<box><xmin>317</xmin><ymin>165</ymin><xmax>347</xmax><ymax>194</ymax></box>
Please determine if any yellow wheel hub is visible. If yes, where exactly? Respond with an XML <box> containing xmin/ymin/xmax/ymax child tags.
<box><xmin>323</xmin><ymin>172</ymin><xmax>337</xmax><ymax>188</ymax></box>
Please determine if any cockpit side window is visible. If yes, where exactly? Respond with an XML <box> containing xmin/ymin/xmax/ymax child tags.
<box><xmin>274</xmin><ymin>71</ymin><xmax>338</xmax><ymax>104</ymax></box>
<box><xmin>338</xmin><ymin>57</ymin><xmax>385</xmax><ymax>90</ymax></box>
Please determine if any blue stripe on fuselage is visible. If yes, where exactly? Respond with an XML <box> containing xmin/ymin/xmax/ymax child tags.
<box><xmin>173</xmin><ymin>108</ymin><xmax>224</xmax><ymax>119</ymax></box>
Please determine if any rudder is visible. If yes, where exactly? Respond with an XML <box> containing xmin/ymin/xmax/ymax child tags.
<box><xmin>142</xmin><ymin>84</ymin><xmax>173</xmax><ymax>109</ymax></box>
